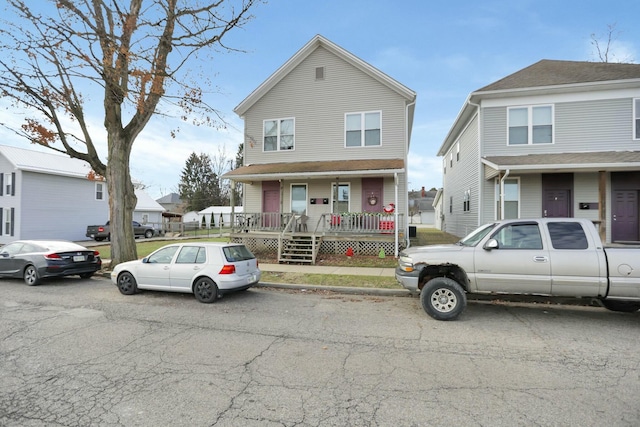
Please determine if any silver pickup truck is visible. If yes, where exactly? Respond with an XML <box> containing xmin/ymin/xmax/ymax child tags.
<box><xmin>396</xmin><ymin>218</ymin><xmax>640</xmax><ymax>320</ymax></box>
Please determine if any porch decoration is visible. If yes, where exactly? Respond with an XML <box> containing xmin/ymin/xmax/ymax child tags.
<box><xmin>378</xmin><ymin>248</ymin><xmax>385</xmax><ymax>258</ymax></box>
<box><xmin>345</xmin><ymin>246</ymin><xmax>354</xmax><ymax>257</ymax></box>
<box><xmin>367</xmin><ymin>193</ymin><xmax>378</xmax><ymax>206</ymax></box>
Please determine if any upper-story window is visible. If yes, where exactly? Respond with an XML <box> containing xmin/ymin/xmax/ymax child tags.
<box><xmin>634</xmin><ymin>99</ymin><xmax>640</xmax><ymax>139</ymax></box>
<box><xmin>346</xmin><ymin>111</ymin><xmax>381</xmax><ymax>147</ymax></box>
<box><xmin>95</xmin><ymin>182</ymin><xmax>104</xmax><ymax>200</ymax></box>
<box><xmin>508</xmin><ymin>105</ymin><xmax>553</xmax><ymax>145</ymax></box>
<box><xmin>264</xmin><ymin>118</ymin><xmax>294</xmax><ymax>151</ymax></box>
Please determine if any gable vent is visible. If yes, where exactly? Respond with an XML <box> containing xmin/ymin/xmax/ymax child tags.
<box><xmin>315</xmin><ymin>66</ymin><xmax>325</xmax><ymax>80</ymax></box>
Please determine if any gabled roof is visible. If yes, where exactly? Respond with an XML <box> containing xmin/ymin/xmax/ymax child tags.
<box><xmin>135</xmin><ymin>189</ymin><xmax>165</xmax><ymax>212</ymax></box>
<box><xmin>0</xmin><ymin>144</ymin><xmax>93</xmax><ymax>179</ymax></box>
<box><xmin>477</xmin><ymin>60</ymin><xmax>640</xmax><ymax>92</ymax></box>
<box><xmin>234</xmin><ymin>34</ymin><xmax>416</xmax><ymax>116</ymax></box>
<box><xmin>156</xmin><ymin>192</ymin><xmax>182</xmax><ymax>204</ymax></box>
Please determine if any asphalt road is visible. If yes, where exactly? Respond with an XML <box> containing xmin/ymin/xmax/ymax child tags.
<box><xmin>1</xmin><ymin>276</ymin><xmax>639</xmax><ymax>426</ymax></box>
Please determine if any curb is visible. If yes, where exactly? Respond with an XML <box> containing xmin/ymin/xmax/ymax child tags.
<box><xmin>256</xmin><ymin>281</ymin><xmax>412</xmax><ymax>297</ymax></box>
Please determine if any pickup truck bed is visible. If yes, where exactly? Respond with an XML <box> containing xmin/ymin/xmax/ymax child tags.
<box><xmin>86</xmin><ymin>221</ymin><xmax>156</xmax><ymax>241</ymax></box>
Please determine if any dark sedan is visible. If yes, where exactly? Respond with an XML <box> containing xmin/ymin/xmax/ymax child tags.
<box><xmin>0</xmin><ymin>240</ymin><xmax>102</xmax><ymax>286</ymax></box>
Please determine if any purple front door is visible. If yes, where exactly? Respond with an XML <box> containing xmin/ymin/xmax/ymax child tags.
<box><xmin>612</xmin><ymin>190</ymin><xmax>639</xmax><ymax>242</ymax></box>
<box><xmin>543</xmin><ymin>190</ymin><xmax>570</xmax><ymax>218</ymax></box>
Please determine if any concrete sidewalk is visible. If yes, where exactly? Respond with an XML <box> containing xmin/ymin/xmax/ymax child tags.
<box><xmin>259</xmin><ymin>263</ymin><xmax>396</xmax><ymax>277</ymax></box>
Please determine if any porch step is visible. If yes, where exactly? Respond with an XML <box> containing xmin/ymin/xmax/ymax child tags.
<box><xmin>278</xmin><ymin>234</ymin><xmax>322</xmax><ymax>264</ymax></box>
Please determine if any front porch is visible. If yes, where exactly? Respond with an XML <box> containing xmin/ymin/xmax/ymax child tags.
<box><xmin>229</xmin><ymin>212</ymin><xmax>406</xmax><ymax>263</ymax></box>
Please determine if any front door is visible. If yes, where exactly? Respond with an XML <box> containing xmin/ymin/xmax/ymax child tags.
<box><xmin>612</xmin><ymin>190</ymin><xmax>639</xmax><ymax>242</ymax></box>
<box><xmin>362</xmin><ymin>177</ymin><xmax>383</xmax><ymax>213</ymax></box>
<box><xmin>543</xmin><ymin>190</ymin><xmax>570</xmax><ymax>217</ymax></box>
<box><xmin>262</xmin><ymin>181</ymin><xmax>280</xmax><ymax>228</ymax></box>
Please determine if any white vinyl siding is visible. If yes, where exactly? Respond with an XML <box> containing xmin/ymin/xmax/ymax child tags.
<box><xmin>243</xmin><ymin>46</ymin><xmax>407</xmax><ymax>165</ymax></box>
<box><xmin>484</xmin><ymin>98</ymin><xmax>634</xmax><ymax>157</ymax></box>
<box><xmin>634</xmin><ymin>98</ymin><xmax>640</xmax><ymax>139</ymax></box>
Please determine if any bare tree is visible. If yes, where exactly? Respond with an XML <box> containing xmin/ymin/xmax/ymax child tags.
<box><xmin>210</xmin><ymin>144</ymin><xmax>234</xmax><ymax>203</ymax></box>
<box><xmin>0</xmin><ymin>0</ymin><xmax>261</xmax><ymax>266</ymax></box>
<box><xmin>591</xmin><ymin>23</ymin><xmax>634</xmax><ymax>63</ymax></box>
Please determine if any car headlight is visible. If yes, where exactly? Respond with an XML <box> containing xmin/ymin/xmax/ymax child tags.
<box><xmin>398</xmin><ymin>255</ymin><xmax>414</xmax><ymax>272</ymax></box>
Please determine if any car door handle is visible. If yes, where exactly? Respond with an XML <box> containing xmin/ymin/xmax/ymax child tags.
<box><xmin>533</xmin><ymin>256</ymin><xmax>548</xmax><ymax>262</ymax></box>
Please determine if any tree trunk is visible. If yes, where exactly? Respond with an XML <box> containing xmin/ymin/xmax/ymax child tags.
<box><xmin>107</xmin><ymin>135</ymin><xmax>137</xmax><ymax>266</ymax></box>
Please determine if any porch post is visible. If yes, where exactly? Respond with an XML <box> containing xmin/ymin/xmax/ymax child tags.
<box><xmin>598</xmin><ymin>171</ymin><xmax>606</xmax><ymax>243</ymax></box>
<box><xmin>394</xmin><ymin>172</ymin><xmax>399</xmax><ymax>257</ymax></box>
<box><xmin>230</xmin><ymin>179</ymin><xmax>235</xmax><ymax>228</ymax></box>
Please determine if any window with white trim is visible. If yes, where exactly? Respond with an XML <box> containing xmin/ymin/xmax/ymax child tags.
<box><xmin>634</xmin><ymin>99</ymin><xmax>640</xmax><ymax>139</ymax></box>
<box><xmin>463</xmin><ymin>189</ymin><xmax>470</xmax><ymax>212</ymax></box>
<box><xmin>508</xmin><ymin>105</ymin><xmax>553</xmax><ymax>145</ymax></box>
<box><xmin>495</xmin><ymin>178</ymin><xmax>520</xmax><ymax>219</ymax></box>
<box><xmin>95</xmin><ymin>182</ymin><xmax>104</xmax><ymax>200</ymax></box>
<box><xmin>332</xmin><ymin>183</ymin><xmax>350</xmax><ymax>213</ymax></box>
<box><xmin>291</xmin><ymin>184</ymin><xmax>307</xmax><ymax>215</ymax></box>
<box><xmin>5</xmin><ymin>173</ymin><xmax>13</xmax><ymax>196</ymax></box>
<box><xmin>456</xmin><ymin>143</ymin><xmax>460</xmax><ymax>161</ymax></box>
<box><xmin>5</xmin><ymin>207</ymin><xmax>13</xmax><ymax>236</ymax></box>
<box><xmin>264</xmin><ymin>118</ymin><xmax>294</xmax><ymax>151</ymax></box>
<box><xmin>346</xmin><ymin>111</ymin><xmax>381</xmax><ymax>147</ymax></box>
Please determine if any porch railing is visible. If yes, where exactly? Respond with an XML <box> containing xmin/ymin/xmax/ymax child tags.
<box><xmin>231</xmin><ymin>212</ymin><xmax>404</xmax><ymax>235</ymax></box>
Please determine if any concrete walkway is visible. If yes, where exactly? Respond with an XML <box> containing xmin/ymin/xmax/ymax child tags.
<box><xmin>259</xmin><ymin>263</ymin><xmax>396</xmax><ymax>277</ymax></box>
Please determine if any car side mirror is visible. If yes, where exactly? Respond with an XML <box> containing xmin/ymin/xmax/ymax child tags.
<box><xmin>483</xmin><ymin>239</ymin><xmax>499</xmax><ymax>250</ymax></box>
<box><xmin>0</xmin><ymin>252</ymin><xmax>8</xmax><ymax>258</ymax></box>
<box><xmin>142</xmin><ymin>257</ymin><xmax>149</xmax><ymax>263</ymax></box>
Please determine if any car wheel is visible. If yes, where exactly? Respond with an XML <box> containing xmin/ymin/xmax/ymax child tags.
<box><xmin>94</xmin><ymin>237</ymin><xmax>104</xmax><ymax>242</ymax></box>
<box><xmin>601</xmin><ymin>300</ymin><xmax>640</xmax><ymax>313</ymax></box>
<box><xmin>193</xmin><ymin>277</ymin><xmax>218</xmax><ymax>303</ymax></box>
<box><xmin>420</xmin><ymin>277</ymin><xmax>467</xmax><ymax>321</ymax></box>
<box><xmin>144</xmin><ymin>229</ymin><xmax>153</xmax><ymax>238</ymax></box>
<box><xmin>117</xmin><ymin>272</ymin><xmax>138</xmax><ymax>295</ymax></box>
<box><xmin>24</xmin><ymin>265</ymin><xmax>40</xmax><ymax>286</ymax></box>
<box><xmin>79</xmin><ymin>272</ymin><xmax>94</xmax><ymax>279</ymax></box>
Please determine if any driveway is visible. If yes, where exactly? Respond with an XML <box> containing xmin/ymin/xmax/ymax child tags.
<box><xmin>1</xmin><ymin>276</ymin><xmax>639</xmax><ymax>426</ymax></box>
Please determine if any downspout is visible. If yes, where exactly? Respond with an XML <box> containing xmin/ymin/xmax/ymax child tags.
<box><xmin>403</xmin><ymin>99</ymin><xmax>416</xmax><ymax>252</ymax></box>
<box><xmin>499</xmin><ymin>169</ymin><xmax>510</xmax><ymax>220</ymax></box>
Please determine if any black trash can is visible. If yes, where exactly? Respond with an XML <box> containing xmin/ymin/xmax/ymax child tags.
<box><xmin>409</xmin><ymin>226</ymin><xmax>417</xmax><ymax>238</ymax></box>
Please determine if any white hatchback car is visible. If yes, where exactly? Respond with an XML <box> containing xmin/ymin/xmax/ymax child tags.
<box><xmin>111</xmin><ymin>242</ymin><xmax>261</xmax><ymax>303</ymax></box>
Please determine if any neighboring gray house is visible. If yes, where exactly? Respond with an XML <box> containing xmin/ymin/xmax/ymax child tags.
<box><xmin>438</xmin><ymin>60</ymin><xmax>640</xmax><ymax>243</ymax></box>
<box><xmin>0</xmin><ymin>144</ymin><xmax>108</xmax><ymax>242</ymax></box>
<box><xmin>224</xmin><ymin>35</ymin><xmax>416</xmax><ymax>259</ymax></box>
<box><xmin>156</xmin><ymin>192</ymin><xmax>183</xmax><ymax>213</ymax></box>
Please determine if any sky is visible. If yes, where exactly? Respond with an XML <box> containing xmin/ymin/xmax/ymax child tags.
<box><xmin>2</xmin><ymin>0</ymin><xmax>640</xmax><ymax>199</ymax></box>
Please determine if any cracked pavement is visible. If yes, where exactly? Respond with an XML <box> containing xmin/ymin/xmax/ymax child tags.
<box><xmin>1</xmin><ymin>277</ymin><xmax>639</xmax><ymax>426</ymax></box>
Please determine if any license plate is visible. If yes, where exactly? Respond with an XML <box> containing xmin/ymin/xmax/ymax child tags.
<box><xmin>73</xmin><ymin>255</ymin><xmax>86</xmax><ymax>262</ymax></box>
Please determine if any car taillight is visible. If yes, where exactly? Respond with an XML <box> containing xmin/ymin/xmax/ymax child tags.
<box><xmin>93</xmin><ymin>251</ymin><xmax>100</xmax><ymax>256</ymax></box>
<box><xmin>98</xmin><ymin>227</ymin><xmax>104</xmax><ymax>232</ymax></box>
<box><xmin>219</xmin><ymin>264</ymin><xmax>236</xmax><ymax>274</ymax></box>
<box><xmin>44</xmin><ymin>253</ymin><xmax>62</xmax><ymax>260</ymax></box>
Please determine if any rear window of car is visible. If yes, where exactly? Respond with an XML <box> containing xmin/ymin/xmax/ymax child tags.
<box><xmin>223</xmin><ymin>245</ymin><xmax>255</xmax><ymax>262</ymax></box>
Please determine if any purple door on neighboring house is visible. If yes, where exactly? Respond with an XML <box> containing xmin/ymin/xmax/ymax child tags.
<box><xmin>611</xmin><ymin>172</ymin><xmax>640</xmax><ymax>243</ymax></box>
<box><xmin>262</xmin><ymin>181</ymin><xmax>280</xmax><ymax>228</ymax></box>
<box><xmin>612</xmin><ymin>190</ymin><xmax>639</xmax><ymax>242</ymax></box>
<box><xmin>362</xmin><ymin>177</ymin><xmax>383</xmax><ymax>213</ymax></box>
<box><xmin>541</xmin><ymin>173</ymin><xmax>572</xmax><ymax>218</ymax></box>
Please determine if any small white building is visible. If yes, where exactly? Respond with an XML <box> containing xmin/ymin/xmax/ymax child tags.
<box><xmin>183</xmin><ymin>206</ymin><xmax>243</xmax><ymax>227</ymax></box>
<box><xmin>133</xmin><ymin>189</ymin><xmax>165</xmax><ymax>226</ymax></box>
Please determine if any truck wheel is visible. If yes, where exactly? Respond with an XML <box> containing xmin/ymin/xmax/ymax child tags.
<box><xmin>144</xmin><ymin>229</ymin><xmax>153</xmax><ymax>238</ymax></box>
<box><xmin>601</xmin><ymin>300</ymin><xmax>640</xmax><ymax>313</ymax></box>
<box><xmin>420</xmin><ymin>277</ymin><xmax>466</xmax><ymax>321</ymax></box>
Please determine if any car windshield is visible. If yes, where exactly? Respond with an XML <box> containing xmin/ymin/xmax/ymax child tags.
<box><xmin>223</xmin><ymin>245</ymin><xmax>255</xmax><ymax>262</ymax></box>
<box><xmin>458</xmin><ymin>223</ymin><xmax>497</xmax><ymax>247</ymax></box>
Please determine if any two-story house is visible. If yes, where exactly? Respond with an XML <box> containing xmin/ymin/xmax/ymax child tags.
<box><xmin>224</xmin><ymin>35</ymin><xmax>416</xmax><ymax>261</ymax></box>
<box><xmin>438</xmin><ymin>59</ymin><xmax>640</xmax><ymax>243</ymax></box>
<box><xmin>0</xmin><ymin>144</ymin><xmax>109</xmax><ymax>242</ymax></box>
